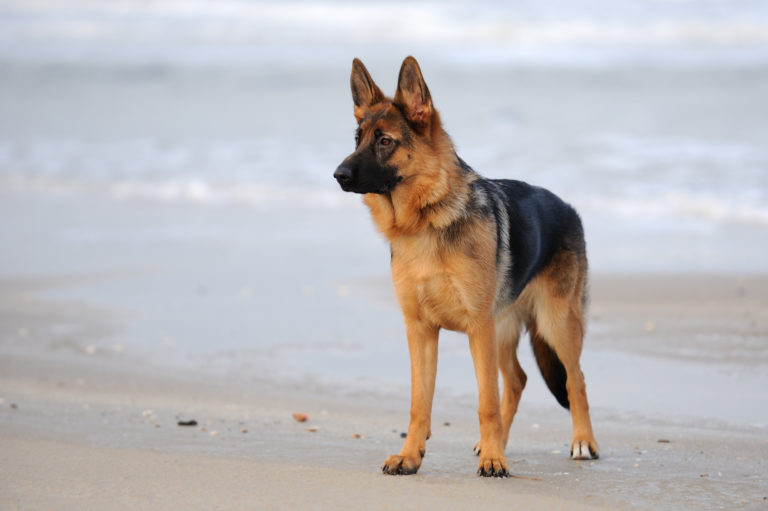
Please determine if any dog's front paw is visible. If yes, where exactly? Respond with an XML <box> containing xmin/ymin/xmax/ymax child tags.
<box><xmin>571</xmin><ymin>438</ymin><xmax>599</xmax><ymax>460</ymax></box>
<box><xmin>382</xmin><ymin>454</ymin><xmax>422</xmax><ymax>475</ymax></box>
<box><xmin>477</xmin><ymin>453</ymin><xmax>509</xmax><ymax>478</ymax></box>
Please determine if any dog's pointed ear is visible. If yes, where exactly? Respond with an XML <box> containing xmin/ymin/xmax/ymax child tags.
<box><xmin>351</xmin><ymin>58</ymin><xmax>384</xmax><ymax>122</ymax></box>
<box><xmin>394</xmin><ymin>56</ymin><xmax>433</xmax><ymax>129</ymax></box>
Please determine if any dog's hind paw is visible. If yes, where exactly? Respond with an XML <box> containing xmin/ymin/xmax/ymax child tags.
<box><xmin>570</xmin><ymin>439</ymin><xmax>599</xmax><ymax>460</ymax></box>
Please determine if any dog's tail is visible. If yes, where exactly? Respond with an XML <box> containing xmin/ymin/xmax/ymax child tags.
<box><xmin>529</xmin><ymin>324</ymin><xmax>570</xmax><ymax>410</ymax></box>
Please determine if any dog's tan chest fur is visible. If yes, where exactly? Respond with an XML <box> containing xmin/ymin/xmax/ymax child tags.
<box><xmin>390</xmin><ymin>228</ymin><xmax>496</xmax><ymax>333</ymax></box>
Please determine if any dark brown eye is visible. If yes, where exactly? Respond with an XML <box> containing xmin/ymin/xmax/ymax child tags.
<box><xmin>379</xmin><ymin>137</ymin><xmax>392</xmax><ymax>146</ymax></box>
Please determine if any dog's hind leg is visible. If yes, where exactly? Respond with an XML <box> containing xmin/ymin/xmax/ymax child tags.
<box><xmin>497</xmin><ymin>314</ymin><xmax>527</xmax><ymax>451</ymax></box>
<box><xmin>531</xmin><ymin>260</ymin><xmax>599</xmax><ymax>460</ymax></box>
<box><xmin>473</xmin><ymin>311</ymin><xmax>526</xmax><ymax>456</ymax></box>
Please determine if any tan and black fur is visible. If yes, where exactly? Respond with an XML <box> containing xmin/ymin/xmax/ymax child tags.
<box><xmin>334</xmin><ymin>57</ymin><xmax>598</xmax><ymax>477</ymax></box>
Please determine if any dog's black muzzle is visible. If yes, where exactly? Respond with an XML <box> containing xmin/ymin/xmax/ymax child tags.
<box><xmin>333</xmin><ymin>164</ymin><xmax>355</xmax><ymax>191</ymax></box>
<box><xmin>333</xmin><ymin>162</ymin><xmax>401</xmax><ymax>194</ymax></box>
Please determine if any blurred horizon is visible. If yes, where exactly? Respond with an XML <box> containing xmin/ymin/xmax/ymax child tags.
<box><xmin>2</xmin><ymin>0</ymin><xmax>768</xmax><ymax>66</ymax></box>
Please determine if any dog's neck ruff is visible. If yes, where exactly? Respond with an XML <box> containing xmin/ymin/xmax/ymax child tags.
<box><xmin>392</xmin><ymin>157</ymin><xmax>474</xmax><ymax>237</ymax></box>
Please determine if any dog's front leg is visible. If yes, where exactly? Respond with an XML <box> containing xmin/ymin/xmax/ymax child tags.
<box><xmin>382</xmin><ymin>319</ymin><xmax>439</xmax><ymax>475</ymax></box>
<box><xmin>468</xmin><ymin>317</ymin><xmax>509</xmax><ymax>477</ymax></box>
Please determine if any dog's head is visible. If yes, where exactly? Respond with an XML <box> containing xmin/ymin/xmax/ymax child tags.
<box><xmin>334</xmin><ymin>57</ymin><xmax>438</xmax><ymax>194</ymax></box>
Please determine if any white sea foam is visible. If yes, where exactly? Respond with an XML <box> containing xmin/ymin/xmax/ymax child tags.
<box><xmin>575</xmin><ymin>193</ymin><xmax>768</xmax><ymax>228</ymax></box>
<box><xmin>3</xmin><ymin>169</ymin><xmax>766</xmax><ymax>230</ymax></box>
<box><xmin>101</xmin><ymin>181</ymin><xmax>768</xmax><ymax>227</ymax></box>
<box><xmin>108</xmin><ymin>179</ymin><xmax>352</xmax><ymax>210</ymax></box>
<box><xmin>1</xmin><ymin>125</ymin><xmax>766</xmax><ymax>227</ymax></box>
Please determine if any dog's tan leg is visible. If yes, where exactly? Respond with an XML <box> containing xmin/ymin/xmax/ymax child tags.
<box><xmin>535</xmin><ymin>303</ymin><xmax>599</xmax><ymax>460</ymax></box>
<box><xmin>559</xmin><ymin>310</ymin><xmax>598</xmax><ymax>460</ymax></box>
<box><xmin>382</xmin><ymin>320</ymin><xmax>439</xmax><ymax>475</ymax></box>
<box><xmin>468</xmin><ymin>317</ymin><xmax>508</xmax><ymax>477</ymax></box>
<box><xmin>473</xmin><ymin>314</ymin><xmax>525</xmax><ymax>456</ymax></box>
<box><xmin>498</xmin><ymin>342</ymin><xmax>526</xmax><ymax>449</ymax></box>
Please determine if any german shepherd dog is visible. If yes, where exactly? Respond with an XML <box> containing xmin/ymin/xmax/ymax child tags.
<box><xmin>333</xmin><ymin>57</ymin><xmax>598</xmax><ymax>477</ymax></box>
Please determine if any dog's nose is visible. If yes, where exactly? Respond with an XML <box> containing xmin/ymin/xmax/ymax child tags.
<box><xmin>334</xmin><ymin>165</ymin><xmax>353</xmax><ymax>185</ymax></box>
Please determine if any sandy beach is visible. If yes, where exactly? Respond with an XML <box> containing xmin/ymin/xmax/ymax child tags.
<box><xmin>1</xmin><ymin>193</ymin><xmax>767</xmax><ymax>510</ymax></box>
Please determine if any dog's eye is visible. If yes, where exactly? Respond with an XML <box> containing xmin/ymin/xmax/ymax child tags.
<box><xmin>379</xmin><ymin>137</ymin><xmax>392</xmax><ymax>147</ymax></box>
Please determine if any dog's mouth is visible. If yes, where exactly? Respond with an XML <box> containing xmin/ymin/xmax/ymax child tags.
<box><xmin>373</xmin><ymin>176</ymin><xmax>402</xmax><ymax>194</ymax></box>
<box><xmin>339</xmin><ymin>182</ymin><xmax>395</xmax><ymax>195</ymax></box>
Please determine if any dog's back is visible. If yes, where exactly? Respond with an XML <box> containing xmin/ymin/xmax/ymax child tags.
<box><xmin>472</xmin><ymin>176</ymin><xmax>586</xmax><ymax>306</ymax></box>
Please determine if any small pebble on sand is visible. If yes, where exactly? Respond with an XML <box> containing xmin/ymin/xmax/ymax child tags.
<box><xmin>292</xmin><ymin>413</ymin><xmax>309</xmax><ymax>422</ymax></box>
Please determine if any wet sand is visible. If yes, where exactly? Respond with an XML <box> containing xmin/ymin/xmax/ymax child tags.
<box><xmin>1</xmin><ymin>193</ymin><xmax>767</xmax><ymax>510</ymax></box>
<box><xmin>1</xmin><ymin>320</ymin><xmax>766</xmax><ymax>510</ymax></box>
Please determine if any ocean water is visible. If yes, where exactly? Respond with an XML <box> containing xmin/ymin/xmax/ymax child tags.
<box><xmin>1</xmin><ymin>1</ymin><xmax>767</xmax><ymax>276</ymax></box>
<box><xmin>1</xmin><ymin>2</ymin><xmax>767</xmax><ymax>247</ymax></box>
